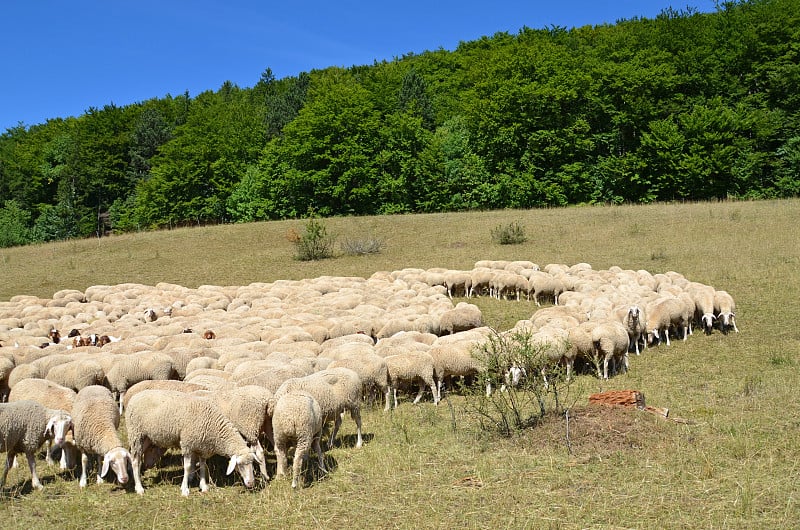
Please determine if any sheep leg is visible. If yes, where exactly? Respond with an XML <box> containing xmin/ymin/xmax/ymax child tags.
<box><xmin>384</xmin><ymin>387</ymin><xmax>392</xmax><ymax>412</ymax></box>
<box><xmin>79</xmin><ymin>452</ymin><xmax>90</xmax><ymax>488</ymax></box>
<box><xmin>197</xmin><ymin>456</ymin><xmax>209</xmax><ymax>493</ymax></box>
<box><xmin>431</xmin><ymin>381</ymin><xmax>439</xmax><ymax>405</ymax></box>
<box><xmin>313</xmin><ymin>432</ymin><xmax>326</xmax><ymax>473</ymax></box>
<box><xmin>131</xmin><ymin>453</ymin><xmax>145</xmax><ymax>494</ymax></box>
<box><xmin>181</xmin><ymin>453</ymin><xmax>194</xmax><ymax>496</ymax></box>
<box><xmin>1</xmin><ymin>452</ymin><xmax>14</xmax><ymax>489</ymax></box>
<box><xmin>351</xmin><ymin>408</ymin><xmax>363</xmax><ymax>449</ymax></box>
<box><xmin>275</xmin><ymin>442</ymin><xmax>288</xmax><ymax>479</ymax></box>
<box><xmin>412</xmin><ymin>382</ymin><xmax>426</xmax><ymax>404</ymax></box>
<box><xmin>255</xmin><ymin>440</ymin><xmax>269</xmax><ymax>480</ymax></box>
<box><xmin>25</xmin><ymin>452</ymin><xmax>43</xmax><ymax>490</ymax></box>
<box><xmin>392</xmin><ymin>387</ymin><xmax>399</xmax><ymax>409</ymax></box>
<box><xmin>291</xmin><ymin>441</ymin><xmax>309</xmax><ymax>489</ymax></box>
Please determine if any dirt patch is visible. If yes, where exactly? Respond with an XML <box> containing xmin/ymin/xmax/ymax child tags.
<box><xmin>523</xmin><ymin>404</ymin><xmax>675</xmax><ymax>458</ymax></box>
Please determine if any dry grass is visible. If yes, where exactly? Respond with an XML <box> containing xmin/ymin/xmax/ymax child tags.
<box><xmin>1</xmin><ymin>199</ymin><xmax>799</xmax><ymax>528</ymax></box>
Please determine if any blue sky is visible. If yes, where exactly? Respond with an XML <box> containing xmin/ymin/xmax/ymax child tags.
<box><xmin>2</xmin><ymin>1</ymin><xmax>718</xmax><ymax>132</ymax></box>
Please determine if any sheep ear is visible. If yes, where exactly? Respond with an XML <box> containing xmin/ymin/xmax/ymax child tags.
<box><xmin>44</xmin><ymin>417</ymin><xmax>55</xmax><ymax>437</ymax></box>
<box><xmin>101</xmin><ymin>454</ymin><xmax>111</xmax><ymax>477</ymax></box>
<box><xmin>226</xmin><ymin>455</ymin><xmax>238</xmax><ymax>475</ymax></box>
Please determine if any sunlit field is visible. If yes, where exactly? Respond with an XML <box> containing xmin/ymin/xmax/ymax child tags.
<box><xmin>1</xmin><ymin>199</ymin><xmax>798</xmax><ymax>529</ymax></box>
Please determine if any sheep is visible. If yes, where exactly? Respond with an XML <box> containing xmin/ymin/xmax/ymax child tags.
<box><xmin>8</xmin><ymin>378</ymin><xmax>79</xmax><ymax>469</ymax></box>
<box><xmin>0</xmin><ymin>400</ymin><xmax>73</xmax><ymax>490</ymax></box>
<box><xmin>443</xmin><ymin>270</ymin><xmax>473</xmax><ymax>298</ymax></box>
<box><xmin>327</xmin><ymin>353</ymin><xmax>391</xmax><ymax>410</ymax></box>
<box><xmin>713</xmin><ymin>290</ymin><xmax>739</xmax><ymax>334</ymax></box>
<box><xmin>105</xmin><ymin>352</ymin><xmax>178</xmax><ymax>413</ymax></box>
<box><xmin>428</xmin><ymin>340</ymin><xmax>488</xmax><ymax>401</ymax></box>
<box><xmin>616</xmin><ymin>305</ymin><xmax>648</xmax><ymax>355</ymax></box>
<box><xmin>527</xmin><ymin>271</ymin><xmax>566</xmax><ymax>306</ymax></box>
<box><xmin>645</xmin><ymin>297</ymin><xmax>691</xmax><ymax>346</ymax></box>
<box><xmin>45</xmin><ymin>358</ymin><xmax>105</xmax><ymax>392</ymax></box>
<box><xmin>274</xmin><ymin>367</ymin><xmax>364</xmax><ymax>449</ymax></box>
<box><xmin>198</xmin><ymin>385</ymin><xmax>273</xmax><ymax>480</ymax></box>
<box><xmin>0</xmin><ymin>356</ymin><xmax>14</xmax><ymax>401</ymax></box>
<box><xmin>271</xmin><ymin>390</ymin><xmax>326</xmax><ymax>488</ymax></box>
<box><xmin>384</xmin><ymin>351</ymin><xmax>439</xmax><ymax>408</ymax></box>
<box><xmin>590</xmin><ymin>320</ymin><xmax>631</xmax><ymax>379</ymax></box>
<box><xmin>687</xmin><ymin>282</ymin><xmax>717</xmax><ymax>335</ymax></box>
<box><xmin>125</xmin><ymin>389</ymin><xmax>260</xmax><ymax>496</ymax></box>
<box><xmin>438</xmin><ymin>302</ymin><xmax>483</xmax><ymax>335</ymax></box>
<box><xmin>71</xmin><ymin>385</ymin><xmax>132</xmax><ymax>488</ymax></box>
<box><xmin>121</xmin><ymin>379</ymin><xmax>208</xmax><ymax>411</ymax></box>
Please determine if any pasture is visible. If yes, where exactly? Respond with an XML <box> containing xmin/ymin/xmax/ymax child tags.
<box><xmin>1</xmin><ymin>199</ymin><xmax>798</xmax><ymax>529</ymax></box>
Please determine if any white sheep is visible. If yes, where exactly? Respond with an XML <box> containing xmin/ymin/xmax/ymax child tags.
<box><xmin>327</xmin><ymin>353</ymin><xmax>391</xmax><ymax>410</ymax></box>
<box><xmin>616</xmin><ymin>304</ymin><xmax>648</xmax><ymax>355</ymax></box>
<box><xmin>527</xmin><ymin>271</ymin><xmax>566</xmax><ymax>306</ymax></box>
<box><xmin>687</xmin><ymin>282</ymin><xmax>717</xmax><ymax>335</ymax></box>
<box><xmin>713</xmin><ymin>290</ymin><xmax>739</xmax><ymax>333</ymax></box>
<box><xmin>8</xmin><ymin>378</ymin><xmax>79</xmax><ymax>469</ymax></box>
<box><xmin>645</xmin><ymin>297</ymin><xmax>691</xmax><ymax>346</ymax></box>
<box><xmin>428</xmin><ymin>339</ymin><xmax>488</xmax><ymax>401</ymax></box>
<box><xmin>45</xmin><ymin>358</ymin><xmax>105</xmax><ymax>392</ymax></box>
<box><xmin>384</xmin><ymin>351</ymin><xmax>439</xmax><ymax>408</ymax></box>
<box><xmin>72</xmin><ymin>385</ymin><xmax>131</xmax><ymax>488</ymax></box>
<box><xmin>121</xmin><ymin>379</ymin><xmax>208</xmax><ymax>411</ymax></box>
<box><xmin>0</xmin><ymin>400</ymin><xmax>73</xmax><ymax>490</ymax></box>
<box><xmin>105</xmin><ymin>352</ymin><xmax>177</xmax><ymax>413</ymax></box>
<box><xmin>271</xmin><ymin>390</ymin><xmax>326</xmax><ymax>488</ymax></box>
<box><xmin>590</xmin><ymin>320</ymin><xmax>631</xmax><ymax>379</ymax></box>
<box><xmin>125</xmin><ymin>389</ymin><xmax>260</xmax><ymax>496</ymax></box>
<box><xmin>274</xmin><ymin>367</ymin><xmax>364</xmax><ymax>449</ymax></box>
<box><xmin>438</xmin><ymin>302</ymin><xmax>483</xmax><ymax>335</ymax></box>
<box><xmin>197</xmin><ymin>385</ymin><xmax>273</xmax><ymax>480</ymax></box>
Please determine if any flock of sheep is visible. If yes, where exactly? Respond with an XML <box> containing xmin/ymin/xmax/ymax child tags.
<box><xmin>0</xmin><ymin>260</ymin><xmax>738</xmax><ymax>496</ymax></box>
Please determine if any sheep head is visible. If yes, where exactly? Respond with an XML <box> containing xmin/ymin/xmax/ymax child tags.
<box><xmin>101</xmin><ymin>447</ymin><xmax>131</xmax><ymax>485</ymax></box>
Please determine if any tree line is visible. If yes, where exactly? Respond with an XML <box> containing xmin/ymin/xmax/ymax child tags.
<box><xmin>1</xmin><ymin>0</ymin><xmax>799</xmax><ymax>247</ymax></box>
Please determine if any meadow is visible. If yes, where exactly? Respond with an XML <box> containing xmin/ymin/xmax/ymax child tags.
<box><xmin>1</xmin><ymin>199</ymin><xmax>798</xmax><ymax>529</ymax></box>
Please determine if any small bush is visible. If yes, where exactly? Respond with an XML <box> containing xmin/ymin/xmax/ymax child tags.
<box><xmin>490</xmin><ymin>220</ymin><xmax>527</xmax><ymax>245</ymax></box>
<box><xmin>462</xmin><ymin>329</ymin><xmax>575</xmax><ymax>437</ymax></box>
<box><xmin>340</xmin><ymin>235</ymin><xmax>386</xmax><ymax>256</ymax></box>
<box><xmin>293</xmin><ymin>217</ymin><xmax>336</xmax><ymax>261</ymax></box>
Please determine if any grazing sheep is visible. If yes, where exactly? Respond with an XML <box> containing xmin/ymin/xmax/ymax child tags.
<box><xmin>45</xmin><ymin>358</ymin><xmax>105</xmax><ymax>392</ymax></box>
<box><xmin>125</xmin><ymin>389</ymin><xmax>260</xmax><ymax>496</ymax></box>
<box><xmin>713</xmin><ymin>290</ymin><xmax>739</xmax><ymax>334</ymax></box>
<box><xmin>438</xmin><ymin>302</ymin><xmax>483</xmax><ymax>335</ymax></box>
<box><xmin>591</xmin><ymin>320</ymin><xmax>631</xmax><ymax>379</ymax></box>
<box><xmin>443</xmin><ymin>270</ymin><xmax>473</xmax><ymax>298</ymax></box>
<box><xmin>327</xmin><ymin>353</ymin><xmax>391</xmax><ymax>409</ymax></box>
<box><xmin>121</xmin><ymin>379</ymin><xmax>208</xmax><ymax>411</ymax></box>
<box><xmin>8</xmin><ymin>378</ymin><xmax>79</xmax><ymax>469</ymax></box>
<box><xmin>72</xmin><ymin>385</ymin><xmax>131</xmax><ymax>488</ymax></box>
<box><xmin>527</xmin><ymin>271</ymin><xmax>566</xmax><ymax>307</ymax></box>
<box><xmin>275</xmin><ymin>368</ymin><xmax>364</xmax><ymax>450</ymax></box>
<box><xmin>105</xmin><ymin>352</ymin><xmax>177</xmax><ymax>413</ymax></box>
<box><xmin>0</xmin><ymin>400</ymin><xmax>73</xmax><ymax>490</ymax></box>
<box><xmin>198</xmin><ymin>385</ymin><xmax>273</xmax><ymax>480</ymax></box>
<box><xmin>645</xmin><ymin>297</ymin><xmax>691</xmax><ymax>346</ymax></box>
<box><xmin>384</xmin><ymin>351</ymin><xmax>439</xmax><ymax>408</ymax></box>
<box><xmin>0</xmin><ymin>356</ymin><xmax>14</xmax><ymax>402</ymax></box>
<box><xmin>428</xmin><ymin>340</ymin><xmax>487</xmax><ymax>401</ymax></box>
<box><xmin>688</xmin><ymin>283</ymin><xmax>717</xmax><ymax>335</ymax></box>
<box><xmin>271</xmin><ymin>390</ymin><xmax>326</xmax><ymax>488</ymax></box>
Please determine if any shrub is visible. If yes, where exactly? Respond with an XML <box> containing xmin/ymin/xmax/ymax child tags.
<box><xmin>340</xmin><ymin>234</ymin><xmax>386</xmax><ymax>256</ymax></box>
<box><xmin>293</xmin><ymin>217</ymin><xmax>336</xmax><ymax>261</ymax></box>
<box><xmin>462</xmin><ymin>329</ymin><xmax>575</xmax><ymax>437</ymax></box>
<box><xmin>490</xmin><ymin>220</ymin><xmax>527</xmax><ymax>245</ymax></box>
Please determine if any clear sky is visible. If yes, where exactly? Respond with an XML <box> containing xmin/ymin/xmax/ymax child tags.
<box><xmin>2</xmin><ymin>1</ymin><xmax>718</xmax><ymax>132</ymax></box>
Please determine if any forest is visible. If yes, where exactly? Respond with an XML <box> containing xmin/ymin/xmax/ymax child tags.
<box><xmin>1</xmin><ymin>0</ymin><xmax>798</xmax><ymax>247</ymax></box>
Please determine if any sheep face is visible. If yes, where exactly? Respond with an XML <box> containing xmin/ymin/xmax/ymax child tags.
<box><xmin>101</xmin><ymin>447</ymin><xmax>132</xmax><ymax>485</ymax></box>
<box><xmin>226</xmin><ymin>450</ymin><xmax>258</xmax><ymax>488</ymax></box>
<box><xmin>45</xmin><ymin>412</ymin><xmax>73</xmax><ymax>447</ymax></box>
<box><xmin>701</xmin><ymin>313</ymin><xmax>715</xmax><ymax>335</ymax></box>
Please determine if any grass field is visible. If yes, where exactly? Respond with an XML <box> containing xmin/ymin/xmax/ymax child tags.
<box><xmin>1</xmin><ymin>199</ymin><xmax>799</xmax><ymax>529</ymax></box>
